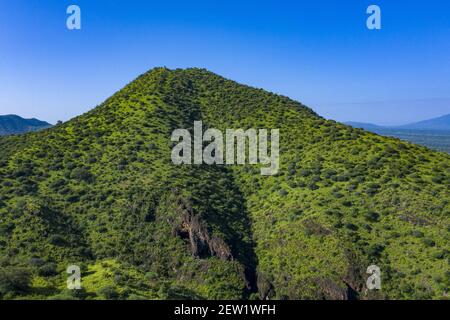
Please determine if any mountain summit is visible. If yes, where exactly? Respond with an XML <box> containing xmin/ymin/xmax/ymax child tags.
<box><xmin>0</xmin><ymin>68</ymin><xmax>449</xmax><ymax>300</ymax></box>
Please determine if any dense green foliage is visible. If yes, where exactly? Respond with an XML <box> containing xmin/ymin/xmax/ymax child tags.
<box><xmin>0</xmin><ymin>68</ymin><xmax>449</xmax><ymax>300</ymax></box>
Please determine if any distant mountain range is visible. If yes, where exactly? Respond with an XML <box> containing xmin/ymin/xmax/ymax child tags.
<box><xmin>0</xmin><ymin>114</ymin><xmax>52</xmax><ymax>136</ymax></box>
<box><xmin>346</xmin><ymin>114</ymin><xmax>450</xmax><ymax>153</ymax></box>
<box><xmin>345</xmin><ymin>122</ymin><xmax>384</xmax><ymax>130</ymax></box>
<box><xmin>345</xmin><ymin>114</ymin><xmax>450</xmax><ymax>131</ymax></box>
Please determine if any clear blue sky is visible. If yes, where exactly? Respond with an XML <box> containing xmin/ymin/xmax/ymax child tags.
<box><xmin>0</xmin><ymin>0</ymin><xmax>449</xmax><ymax>125</ymax></box>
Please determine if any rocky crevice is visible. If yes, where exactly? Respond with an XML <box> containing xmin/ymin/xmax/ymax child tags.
<box><xmin>172</xmin><ymin>197</ymin><xmax>233</xmax><ymax>261</ymax></box>
<box><xmin>168</xmin><ymin>194</ymin><xmax>259</xmax><ymax>296</ymax></box>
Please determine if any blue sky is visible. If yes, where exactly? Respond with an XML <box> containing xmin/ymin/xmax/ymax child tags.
<box><xmin>0</xmin><ymin>0</ymin><xmax>449</xmax><ymax>125</ymax></box>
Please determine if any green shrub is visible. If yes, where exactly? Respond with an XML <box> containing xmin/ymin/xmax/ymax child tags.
<box><xmin>98</xmin><ymin>286</ymin><xmax>119</xmax><ymax>299</ymax></box>
<box><xmin>38</xmin><ymin>262</ymin><xmax>58</xmax><ymax>277</ymax></box>
<box><xmin>0</xmin><ymin>267</ymin><xmax>31</xmax><ymax>297</ymax></box>
<box><xmin>365</xmin><ymin>211</ymin><xmax>380</xmax><ymax>222</ymax></box>
<box><xmin>422</xmin><ymin>238</ymin><xmax>436</xmax><ymax>247</ymax></box>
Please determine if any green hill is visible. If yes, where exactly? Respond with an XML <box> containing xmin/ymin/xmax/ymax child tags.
<box><xmin>0</xmin><ymin>68</ymin><xmax>449</xmax><ymax>300</ymax></box>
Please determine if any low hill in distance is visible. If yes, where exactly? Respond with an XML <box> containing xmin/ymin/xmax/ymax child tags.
<box><xmin>344</xmin><ymin>122</ymin><xmax>384</xmax><ymax>130</ymax></box>
<box><xmin>345</xmin><ymin>118</ymin><xmax>450</xmax><ymax>153</ymax></box>
<box><xmin>346</xmin><ymin>114</ymin><xmax>450</xmax><ymax>132</ymax></box>
<box><xmin>0</xmin><ymin>114</ymin><xmax>52</xmax><ymax>136</ymax></box>
<box><xmin>398</xmin><ymin>114</ymin><xmax>450</xmax><ymax>131</ymax></box>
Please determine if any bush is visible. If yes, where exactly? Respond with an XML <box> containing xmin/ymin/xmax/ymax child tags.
<box><xmin>98</xmin><ymin>285</ymin><xmax>119</xmax><ymax>299</ymax></box>
<box><xmin>49</xmin><ymin>288</ymin><xmax>88</xmax><ymax>300</ymax></box>
<box><xmin>308</xmin><ymin>183</ymin><xmax>319</xmax><ymax>191</ymax></box>
<box><xmin>345</xmin><ymin>223</ymin><xmax>358</xmax><ymax>231</ymax></box>
<box><xmin>38</xmin><ymin>262</ymin><xmax>58</xmax><ymax>276</ymax></box>
<box><xmin>49</xmin><ymin>178</ymin><xmax>66</xmax><ymax>190</ymax></box>
<box><xmin>367</xmin><ymin>244</ymin><xmax>385</xmax><ymax>258</ymax></box>
<box><xmin>411</xmin><ymin>230</ymin><xmax>424</xmax><ymax>238</ymax></box>
<box><xmin>0</xmin><ymin>267</ymin><xmax>31</xmax><ymax>297</ymax></box>
<box><xmin>0</xmin><ymin>222</ymin><xmax>14</xmax><ymax>236</ymax></box>
<box><xmin>29</xmin><ymin>257</ymin><xmax>45</xmax><ymax>267</ymax></box>
<box><xmin>49</xmin><ymin>234</ymin><xmax>67</xmax><ymax>246</ymax></box>
<box><xmin>365</xmin><ymin>211</ymin><xmax>380</xmax><ymax>222</ymax></box>
<box><xmin>431</xmin><ymin>251</ymin><xmax>445</xmax><ymax>260</ymax></box>
<box><xmin>70</xmin><ymin>167</ymin><xmax>93</xmax><ymax>182</ymax></box>
<box><xmin>422</xmin><ymin>238</ymin><xmax>436</xmax><ymax>247</ymax></box>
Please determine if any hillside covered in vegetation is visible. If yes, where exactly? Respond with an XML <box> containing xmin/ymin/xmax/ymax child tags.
<box><xmin>0</xmin><ymin>68</ymin><xmax>449</xmax><ymax>300</ymax></box>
